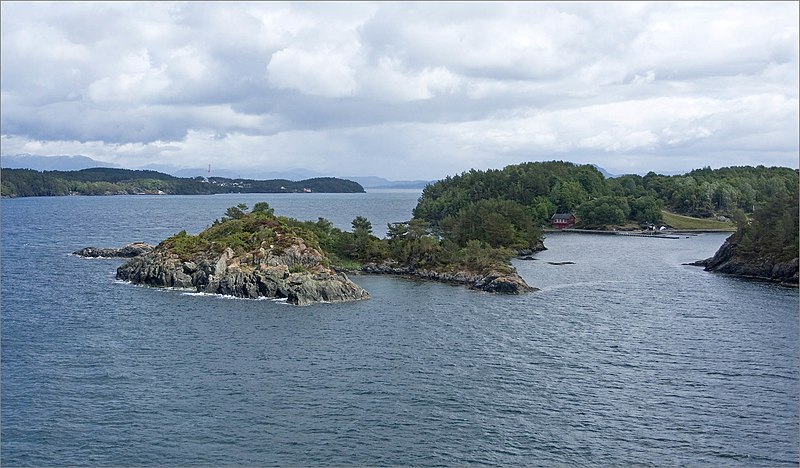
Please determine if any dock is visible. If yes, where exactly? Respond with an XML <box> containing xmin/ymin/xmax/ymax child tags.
<box><xmin>546</xmin><ymin>228</ymin><xmax>680</xmax><ymax>239</ymax></box>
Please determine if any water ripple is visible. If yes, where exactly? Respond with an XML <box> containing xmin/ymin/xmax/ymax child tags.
<box><xmin>2</xmin><ymin>196</ymin><xmax>798</xmax><ymax>466</ymax></box>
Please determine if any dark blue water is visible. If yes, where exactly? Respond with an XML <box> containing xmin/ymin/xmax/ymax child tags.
<box><xmin>2</xmin><ymin>192</ymin><xmax>798</xmax><ymax>466</ymax></box>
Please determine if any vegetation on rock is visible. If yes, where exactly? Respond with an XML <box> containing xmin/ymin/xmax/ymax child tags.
<box><xmin>116</xmin><ymin>203</ymin><xmax>370</xmax><ymax>305</ymax></box>
<box><xmin>127</xmin><ymin>202</ymin><xmax>536</xmax><ymax>296</ymax></box>
<box><xmin>696</xmin><ymin>186</ymin><xmax>799</xmax><ymax>285</ymax></box>
<box><xmin>729</xmin><ymin>186</ymin><xmax>799</xmax><ymax>264</ymax></box>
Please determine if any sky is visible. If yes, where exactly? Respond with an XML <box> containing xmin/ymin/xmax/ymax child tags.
<box><xmin>1</xmin><ymin>1</ymin><xmax>798</xmax><ymax>180</ymax></box>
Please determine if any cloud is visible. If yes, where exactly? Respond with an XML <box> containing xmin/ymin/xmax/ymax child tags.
<box><xmin>1</xmin><ymin>1</ymin><xmax>797</xmax><ymax>179</ymax></box>
<box><xmin>267</xmin><ymin>45</ymin><xmax>359</xmax><ymax>98</ymax></box>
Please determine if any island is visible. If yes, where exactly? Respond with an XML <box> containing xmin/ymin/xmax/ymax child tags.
<box><xmin>109</xmin><ymin>203</ymin><xmax>369</xmax><ymax>305</ymax></box>
<box><xmin>0</xmin><ymin>167</ymin><xmax>365</xmax><ymax>197</ymax></box>
<box><xmin>90</xmin><ymin>202</ymin><xmax>535</xmax><ymax>305</ymax></box>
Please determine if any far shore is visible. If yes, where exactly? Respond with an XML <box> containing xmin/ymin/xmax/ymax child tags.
<box><xmin>543</xmin><ymin>227</ymin><xmax>735</xmax><ymax>237</ymax></box>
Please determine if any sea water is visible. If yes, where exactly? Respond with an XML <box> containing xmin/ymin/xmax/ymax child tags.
<box><xmin>2</xmin><ymin>191</ymin><xmax>797</xmax><ymax>466</ymax></box>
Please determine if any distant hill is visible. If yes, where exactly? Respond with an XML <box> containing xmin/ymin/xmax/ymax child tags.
<box><xmin>1</xmin><ymin>154</ymin><xmax>118</xmax><ymax>171</ymax></box>
<box><xmin>0</xmin><ymin>155</ymin><xmax>431</xmax><ymax>188</ymax></box>
<box><xmin>0</xmin><ymin>167</ymin><xmax>365</xmax><ymax>197</ymax></box>
<box><xmin>345</xmin><ymin>176</ymin><xmax>432</xmax><ymax>189</ymax></box>
<box><xmin>592</xmin><ymin>165</ymin><xmax>617</xmax><ymax>179</ymax></box>
<box><xmin>144</xmin><ymin>166</ymin><xmax>326</xmax><ymax>181</ymax></box>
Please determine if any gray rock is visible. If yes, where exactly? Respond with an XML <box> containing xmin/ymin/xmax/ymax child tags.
<box><xmin>472</xmin><ymin>272</ymin><xmax>535</xmax><ymax>293</ymax></box>
<box><xmin>73</xmin><ymin>242</ymin><xmax>154</xmax><ymax>258</ymax></box>
<box><xmin>361</xmin><ymin>261</ymin><xmax>537</xmax><ymax>294</ymax></box>
<box><xmin>116</xmin><ymin>241</ymin><xmax>370</xmax><ymax>305</ymax></box>
<box><xmin>696</xmin><ymin>235</ymin><xmax>798</xmax><ymax>285</ymax></box>
<box><xmin>517</xmin><ymin>239</ymin><xmax>547</xmax><ymax>256</ymax></box>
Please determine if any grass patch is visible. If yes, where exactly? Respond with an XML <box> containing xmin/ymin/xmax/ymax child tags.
<box><xmin>331</xmin><ymin>257</ymin><xmax>362</xmax><ymax>271</ymax></box>
<box><xmin>661</xmin><ymin>211</ymin><xmax>736</xmax><ymax>231</ymax></box>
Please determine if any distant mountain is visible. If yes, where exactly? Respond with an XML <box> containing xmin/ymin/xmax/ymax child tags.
<box><xmin>154</xmin><ymin>170</ymin><xmax>431</xmax><ymax>188</ymax></box>
<box><xmin>0</xmin><ymin>155</ymin><xmax>429</xmax><ymax>188</ymax></box>
<box><xmin>1</xmin><ymin>154</ymin><xmax>118</xmax><ymax>171</ymax></box>
<box><xmin>592</xmin><ymin>165</ymin><xmax>618</xmax><ymax>179</ymax></box>
<box><xmin>345</xmin><ymin>176</ymin><xmax>431</xmax><ymax>189</ymax></box>
<box><xmin>143</xmin><ymin>165</ymin><xmax>325</xmax><ymax>181</ymax></box>
<box><xmin>140</xmin><ymin>164</ymin><xmax>249</xmax><ymax>180</ymax></box>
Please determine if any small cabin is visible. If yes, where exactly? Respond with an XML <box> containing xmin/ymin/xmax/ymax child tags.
<box><xmin>551</xmin><ymin>213</ymin><xmax>576</xmax><ymax>229</ymax></box>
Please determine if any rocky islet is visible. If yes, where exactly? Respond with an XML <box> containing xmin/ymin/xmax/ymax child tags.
<box><xmin>113</xmin><ymin>237</ymin><xmax>370</xmax><ymax>306</ymax></box>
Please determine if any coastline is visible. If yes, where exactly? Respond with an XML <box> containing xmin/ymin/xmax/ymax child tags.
<box><xmin>543</xmin><ymin>228</ymin><xmax>735</xmax><ymax>238</ymax></box>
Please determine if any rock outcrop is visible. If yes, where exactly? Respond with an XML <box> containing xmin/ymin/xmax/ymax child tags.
<box><xmin>692</xmin><ymin>236</ymin><xmax>799</xmax><ymax>286</ymax></box>
<box><xmin>517</xmin><ymin>239</ymin><xmax>547</xmax><ymax>256</ymax></box>
<box><xmin>116</xmin><ymin>237</ymin><xmax>369</xmax><ymax>305</ymax></box>
<box><xmin>360</xmin><ymin>261</ymin><xmax>537</xmax><ymax>294</ymax></box>
<box><xmin>73</xmin><ymin>242</ymin><xmax>154</xmax><ymax>258</ymax></box>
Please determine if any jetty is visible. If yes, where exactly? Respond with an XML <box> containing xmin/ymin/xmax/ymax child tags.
<box><xmin>545</xmin><ymin>228</ymin><xmax>680</xmax><ymax>239</ymax></box>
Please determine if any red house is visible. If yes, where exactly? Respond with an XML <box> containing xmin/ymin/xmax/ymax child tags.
<box><xmin>551</xmin><ymin>213</ymin><xmax>576</xmax><ymax>229</ymax></box>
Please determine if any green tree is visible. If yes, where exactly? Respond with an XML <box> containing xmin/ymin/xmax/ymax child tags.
<box><xmin>550</xmin><ymin>179</ymin><xmax>587</xmax><ymax>213</ymax></box>
<box><xmin>223</xmin><ymin>203</ymin><xmax>249</xmax><ymax>220</ymax></box>
<box><xmin>352</xmin><ymin>216</ymin><xmax>373</xmax><ymax>237</ymax></box>
<box><xmin>629</xmin><ymin>196</ymin><xmax>663</xmax><ymax>224</ymax></box>
<box><xmin>350</xmin><ymin>216</ymin><xmax>375</xmax><ymax>259</ymax></box>
<box><xmin>439</xmin><ymin>198</ymin><xmax>541</xmax><ymax>250</ymax></box>
<box><xmin>251</xmin><ymin>202</ymin><xmax>275</xmax><ymax>216</ymax></box>
<box><xmin>576</xmin><ymin>196</ymin><xmax>630</xmax><ymax>228</ymax></box>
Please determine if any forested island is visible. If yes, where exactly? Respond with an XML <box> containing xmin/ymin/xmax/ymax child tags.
<box><xmin>0</xmin><ymin>167</ymin><xmax>364</xmax><ymax>197</ymax></box>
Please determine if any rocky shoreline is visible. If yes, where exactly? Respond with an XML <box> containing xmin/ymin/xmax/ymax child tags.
<box><xmin>113</xmin><ymin>238</ymin><xmax>369</xmax><ymax>306</ymax></box>
<box><xmin>358</xmin><ymin>261</ymin><xmax>536</xmax><ymax>294</ymax></box>
<box><xmin>73</xmin><ymin>242</ymin><xmax>154</xmax><ymax>258</ymax></box>
<box><xmin>76</xmin><ymin>240</ymin><xmax>537</xmax><ymax>303</ymax></box>
<box><xmin>689</xmin><ymin>236</ymin><xmax>799</xmax><ymax>286</ymax></box>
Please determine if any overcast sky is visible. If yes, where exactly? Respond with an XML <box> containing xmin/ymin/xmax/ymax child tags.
<box><xmin>1</xmin><ymin>1</ymin><xmax>798</xmax><ymax>179</ymax></box>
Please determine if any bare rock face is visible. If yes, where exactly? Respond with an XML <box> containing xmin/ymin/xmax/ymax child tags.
<box><xmin>73</xmin><ymin>242</ymin><xmax>154</xmax><ymax>258</ymax></box>
<box><xmin>116</xmin><ymin>241</ymin><xmax>369</xmax><ymax>306</ymax></box>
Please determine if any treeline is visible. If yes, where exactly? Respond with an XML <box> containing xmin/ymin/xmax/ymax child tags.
<box><xmin>730</xmin><ymin>185</ymin><xmax>799</xmax><ymax>263</ymax></box>
<box><xmin>413</xmin><ymin>161</ymin><xmax>799</xmax><ymax>233</ymax></box>
<box><xmin>0</xmin><ymin>168</ymin><xmax>365</xmax><ymax>197</ymax></box>
<box><xmin>609</xmin><ymin>166</ymin><xmax>798</xmax><ymax>217</ymax></box>
<box><xmin>163</xmin><ymin>203</ymin><xmax>520</xmax><ymax>276</ymax></box>
<box><xmin>305</xmin><ymin>216</ymin><xmax>520</xmax><ymax>274</ymax></box>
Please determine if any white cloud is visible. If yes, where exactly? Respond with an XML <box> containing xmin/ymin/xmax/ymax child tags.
<box><xmin>359</xmin><ymin>58</ymin><xmax>463</xmax><ymax>101</ymax></box>
<box><xmin>267</xmin><ymin>45</ymin><xmax>359</xmax><ymax>98</ymax></box>
<box><xmin>87</xmin><ymin>49</ymin><xmax>171</xmax><ymax>104</ymax></box>
<box><xmin>1</xmin><ymin>1</ymin><xmax>797</xmax><ymax>178</ymax></box>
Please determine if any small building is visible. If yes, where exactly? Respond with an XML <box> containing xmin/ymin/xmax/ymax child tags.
<box><xmin>551</xmin><ymin>213</ymin><xmax>576</xmax><ymax>229</ymax></box>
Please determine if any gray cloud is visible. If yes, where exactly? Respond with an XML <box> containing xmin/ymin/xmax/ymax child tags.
<box><xmin>1</xmin><ymin>1</ymin><xmax>797</xmax><ymax>179</ymax></box>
